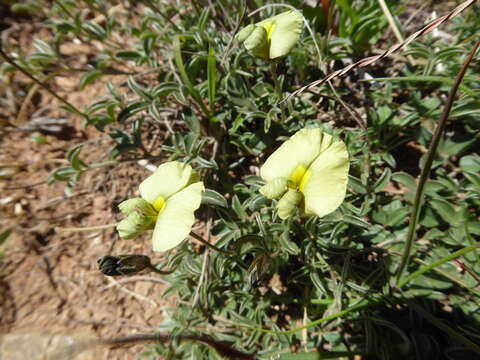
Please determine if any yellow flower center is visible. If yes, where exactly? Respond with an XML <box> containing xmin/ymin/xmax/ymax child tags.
<box><xmin>152</xmin><ymin>196</ymin><xmax>166</xmax><ymax>214</ymax></box>
<box><xmin>288</xmin><ymin>164</ymin><xmax>311</xmax><ymax>193</ymax></box>
<box><xmin>262</xmin><ymin>21</ymin><xmax>276</xmax><ymax>41</ymax></box>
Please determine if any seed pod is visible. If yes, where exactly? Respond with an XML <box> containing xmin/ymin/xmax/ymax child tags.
<box><xmin>97</xmin><ymin>254</ymin><xmax>152</xmax><ymax>276</ymax></box>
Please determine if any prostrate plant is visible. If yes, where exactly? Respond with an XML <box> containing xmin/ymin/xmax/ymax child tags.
<box><xmin>7</xmin><ymin>1</ymin><xmax>480</xmax><ymax>358</ymax></box>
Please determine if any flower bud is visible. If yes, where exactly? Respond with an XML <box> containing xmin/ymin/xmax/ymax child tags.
<box><xmin>97</xmin><ymin>254</ymin><xmax>152</xmax><ymax>276</ymax></box>
<box><xmin>116</xmin><ymin>212</ymin><xmax>156</xmax><ymax>240</ymax></box>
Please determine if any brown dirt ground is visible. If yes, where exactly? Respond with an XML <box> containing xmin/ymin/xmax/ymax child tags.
<box><xmin>0</xmin><ymin>10</ymin><xmax>175</xmax><ymax>360</ymax></box>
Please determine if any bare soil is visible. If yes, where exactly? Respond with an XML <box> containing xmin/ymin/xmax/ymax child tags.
<box><xmin>0</xmin><ymin>13</ymin><xmax>171</xmax><ymax>359</ymax></box>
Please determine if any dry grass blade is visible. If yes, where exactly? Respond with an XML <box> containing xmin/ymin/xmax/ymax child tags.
<box><xmin>282</xmin><ymin>0</ymin><xmax>477</xmax><ymax>102</ymax></box>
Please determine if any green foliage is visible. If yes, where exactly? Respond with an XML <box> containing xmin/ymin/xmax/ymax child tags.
<box><xmin>7</xmin><ymin>0</ymin><xmax>480</xmax><ymax>359</ymax></box>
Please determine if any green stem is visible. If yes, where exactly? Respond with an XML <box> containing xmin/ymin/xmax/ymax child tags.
<box><xmin>397</xmin><ymin>243</ymin><xmax>480</xmax><ymax>289</ymax></box>
<box><xmin>189</xmin><ymin>231</ymin><xmax>233</xmax><ymax>256</ymax></box>
<box><xmin>234</xmin><ymin>298</ymin><xmax>375</xmax><ymax>335</ymax></box>
<box><xmin>0</xmin><ymin>45</ymin><xmax>85</xmax><ymax>118</ymax></box>
<box><xmin>395</xmin><ymin>40</ymin><xmax>480</xmax><ymax>283</ymax></box>
<box><xmin>148</xmin><ymin>264</ymin><xmax>176</xmax><ymax>275</ymax></box>
<box><xmin>270</xmin><ymin>62</ymin><xmax>286</xmax><ymax>122</ymax></box>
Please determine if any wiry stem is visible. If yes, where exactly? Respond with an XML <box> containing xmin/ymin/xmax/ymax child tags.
<box><xmin>270</xmin><ymin>62</ymin><xmax>286</xmax><ymax>122</ymax></box>
<box><xmin>0</xmin><ymin>44</ymin><xmax>85</xmax><ymax>118</ymax></box>
<box><xmin>190</xmin><ymin>231</ymin><xmax>233</xmax><ymax>256</ymax></box>
<box><xmin>395</xmin><ymin>40</ymin><xmax>480</xmax><ymax>283</ymax></box>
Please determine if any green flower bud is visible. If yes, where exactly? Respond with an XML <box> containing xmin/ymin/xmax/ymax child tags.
<box><xmin>277</xmin><ymin>188</ymin><xmax>302</xmax><ymax>219</ymax></box>
<box><xmin>97</xmin><ymin>254</ymin><xmax>152</xmax><ymax>276</ymax></box>
<box><xmin>116</xmin><ymin>212</ymin><xmax>156</xmax><ymax>240</ymax></box>
<box><xmin>260</xmin><ymin>177</ymin><xmax>288</xmax><ymax>199</ymax></box>
<box><xmin>118</xmin><ymin>198</ymin><xmax>157</xmax><ymax>217</ymax></box>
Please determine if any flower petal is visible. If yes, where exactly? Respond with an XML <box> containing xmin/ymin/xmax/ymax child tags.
<box><xmin>301</xmin><ymin>135</ymin><xmax>349</xmax><ymax>218</ymax></box>
<box><xmin>139</xmin><ymin>161</ymin><xmax>198</xmax><ymax>204</ymax></box>
<box><xmin>260</xmin><ymin>10</ymin><xmax>303</xmax><ymax>59</ymax></box>
<box><xmin>151</xmin><ymin>181</ymin><xmax>204</xmax><ymax>252</ymax></box>
<box><xmin>260</xmin><ymin>128</ymin><xmax>323</xmax><ymax>183</ymax></box>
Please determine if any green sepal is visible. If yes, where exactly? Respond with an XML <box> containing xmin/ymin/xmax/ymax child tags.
<box><xmin>118</xmin><ymin>197</ymin><xmax>157</xmax><ymax>217</ymax></box>
<box><xmin>116</xmin><ymin>212</ymin><xmax>156</xmax><ymax>240</ymax></box>
<box><xmin>236</xmin><ymin>24</ymin><xmax>255</xmax><ymax>42</ymax></box>
<box><xmin>260</xmin><ymin>177</ymin><xmax>288</xmax><ymax>199</ymax></box>
<box><xmin>243</xmin><ymin>26</ymin><xmax>269</xmax><ymax>59</ymax></box>
<box><xmin>277</xmin><ymin>188</ymin><xmax>302</xmax><ymax>220</ymax></box>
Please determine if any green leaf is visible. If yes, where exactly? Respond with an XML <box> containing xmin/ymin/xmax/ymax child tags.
<box><xmin>67</xmin><ymin>145</ymin><xmax>87</xmax><ymax>171</ymax></box>
<box><xmin>460</xmin><ymin>155</ymin><xmax>480</xmax><ymax>172</ymax></box>
<box><xmin>172</xmin><ymin>36</ymin><xmax>210</xmax><ymax>117</ymax></box>
<box><xmin>0</xmin><ymin>228</ymin><xmax>12</xmax><ymax>245</ymax></box>
<box><xmin>392</xmin><ymin>172</ymin><xmax>416</xmax><ymax>192</ymax></box>
<box><xmin>115</xmin><ymin>50</ymin><xmax>142</xmax><ymax>61</ymax></box>
<box><xmin>207</xmin><ymin>45</ymin><xmax>216</xmax><ymax>115</ymax></box>
<box><xmin>279</xmin><ymin>230</ymin><xmax>300</xmax><ymax>255</ymax></box>
<box><xmin>79</xmin><ymin>69</ymin><xmax>103</xmax><ymax>90</ymax></box>
<box><xmin>429</xmin><ymin>199</ymin><xmax>459</xmax><ymax>225</ymax></box>
<box><xmin>231</xmin><ymin>195</ymin><xmax>247</xmax><ymax>221</ymax></box>
<box><xmin>127</xmin><ymin>76</ymin><xmax>152</xmax><ymax>101</ymax></box>
<box><xmin>373</xmin><ymin>167</ymin><xmax>391</xmax><ymax>192</ymax></box>
<box><xmin>201</xmin><ymin>189</ymin><xmax>228</xmax><ymax>208</ymax></box>
<box><xmin>117</xmin><ymin>101</ymin><xmax>148</xmax><ymax>122</ymax></box>
<box><xmin>348</xmin><ymin>175</ymin><xmax>367</xmax><ymax>194</ymax></box>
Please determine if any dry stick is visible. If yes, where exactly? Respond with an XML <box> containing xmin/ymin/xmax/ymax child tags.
<box><xmin>0</xmin><ymin>45</ymin><xmax>85</xmax><ymax>118</ymax></box>
<box><xmin>282</xmin><ymin>0</ymin><xmax>476</xmax><ymax>102</ymax></box>
<box><xmin>50</xmin><ymin>333</ymin><xmax>256</xmax><ymax>360</ymax></box>
<box><xmin>395</xmin><ymin>40</ymin><xmax>480</xmax><ymax>284</ymax></box>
